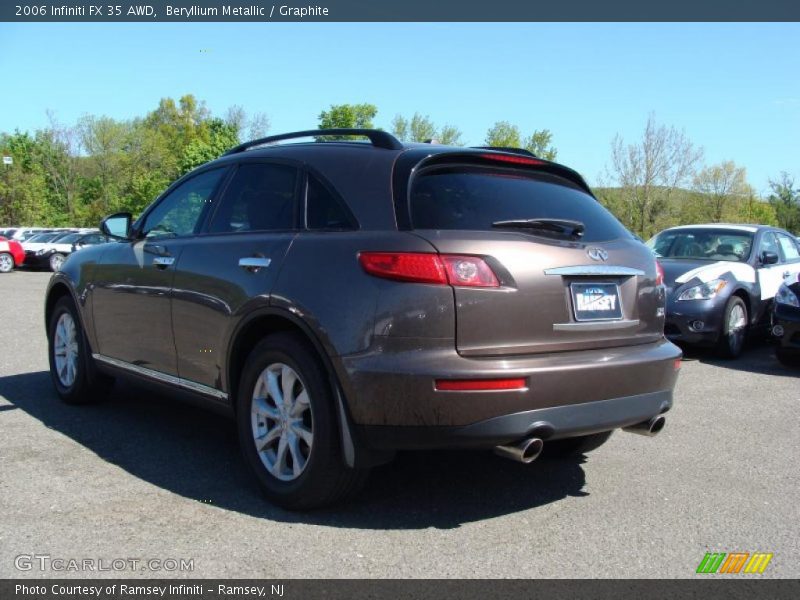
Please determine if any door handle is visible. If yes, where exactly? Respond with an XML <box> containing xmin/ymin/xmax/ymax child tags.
<box><xmin>783</xmin><ymin>271</ymin><xmax>791</xmax><ymax>278</ymax></box>
<box><xmin>153</xmin><ymin>256</ymin><xmax>175</xmax><ymax>268</ymax></box>
<box><xmin>239</xmin><ymin>257</ymin><xmax>271</xmax><ymax>272</ymax></box>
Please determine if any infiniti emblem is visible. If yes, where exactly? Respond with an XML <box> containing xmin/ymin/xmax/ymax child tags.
<box><xmin>587</xmin><ymin>247</ymin><xmax>609</xmax><ymax>261</ymax></box>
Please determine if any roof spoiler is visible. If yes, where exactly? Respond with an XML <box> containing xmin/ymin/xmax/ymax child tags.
<box><xmin>224</xmin><ymin>129</ymin><xmax>404</xmax><ymax>155</ymax></box>
<box><xmin>471</xmin><ymin>146</ymin><xmax>538</xmax><ymax>158</ymax></box>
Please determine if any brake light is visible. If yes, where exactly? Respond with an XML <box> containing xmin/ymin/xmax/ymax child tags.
<box><xmin>435</xmin><ymin>378</ymin><xmax>527</xmax><ymax>391</ymax></box>
<box><xmin>655</xmin><ymin>261</ymin><xmax>665</xmax><ymax>286</ymax></box>
<box><xmin>358</xmin><ymin>252</ymin><xmax>446</xmax><ymax>284</ymax></box>
<box><xmin>359</xmin><ymin>252</ymin><xmax>499</xmax><ymax>287</ymax></box>
<box><xmin>479</xmin><ymin>153</ymin><xmax>545</xmax><ymax>166</ymax></box>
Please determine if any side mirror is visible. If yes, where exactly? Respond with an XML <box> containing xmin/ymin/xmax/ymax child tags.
<box><xmin>100</xmin><ymin>212</ymin><xmax>133</xmax><ymax>240</ymax></box>
<box><xmin>761</xmin><ymin>250</ymin><xmax>779</xmax><ymax>265</ymax></box>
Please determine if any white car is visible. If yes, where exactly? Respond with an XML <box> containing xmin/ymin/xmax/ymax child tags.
<box><xmin>25</xmin><ymin>231</ymin><xmax>108</xmax><ymax>271</ymax></box>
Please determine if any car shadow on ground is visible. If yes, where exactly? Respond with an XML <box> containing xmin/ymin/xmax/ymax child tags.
<box><xmin>678</xmin><ymin>339</ymin><xmax>799</xmax><ymax>377</ymax></box>
<box><xmin>0</xmin><ymin>371</ymin><xmax>588</xmax><ymax>529</ymax></box>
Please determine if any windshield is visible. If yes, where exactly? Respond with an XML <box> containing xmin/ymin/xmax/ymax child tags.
<box><xmin>646</xmin><ymin>229</ymin><xmax>754</xmax><ymax>262</ymax></box>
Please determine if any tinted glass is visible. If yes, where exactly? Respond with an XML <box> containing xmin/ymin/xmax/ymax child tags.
<box><xmin>759</xmin><ymin>232</ymin><xmax>781</xmax><ymax>261</ymax></box>
<box><xmin>306</xmin><ymin>175</ymin><xmax>355</xmax><ymax>230</ymax></box>
<box><xmin>410</xmin><ymin>168</ymin><xmax>629</xmax><ymax>242</ymax></box>
<box><xmin>777</xmin><ymin>233</ymin><xmax>800</xmax><ymax>261</ymax></box>
<box><xmin>209</xmin><ymin>163</ymin><xmax>297</xmax><ymax>233</ymax></box>
<box><xmin>143</xmin><ymin>169</ymin><xmax>225</xmax><ymax>238</ymax></box>
<box><xmin>56</xmin><ymin>233</ymin><xmax>83</xmax><ymax>244</ymax></box>
<box><xmin>647</xmin><ymin>229</ymin><xmax>754</xmax><ymax>262</ymax></box>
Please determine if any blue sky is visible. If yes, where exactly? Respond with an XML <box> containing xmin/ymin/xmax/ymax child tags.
<box><xmin>1</xmin><ymin>23</ymin><xmax>798</xmax><ymax>193</ymax></box>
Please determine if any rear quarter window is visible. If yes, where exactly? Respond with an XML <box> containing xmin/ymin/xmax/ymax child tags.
<box><xmin>409</xmin><ymin>167</ymin><xmax>630</xmax><ymax>243</ymax></box>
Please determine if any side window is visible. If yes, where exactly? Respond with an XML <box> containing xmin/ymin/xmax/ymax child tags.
<box><xmin>759</xmin><ymin>232</ymin><xmax>781</xmax><ymax>263</ymax></box>
<box><xmin>142</xmin><ymin>169</ymin><xmax>225</xmax><ymax>238</ymax></box>
<box><xmin>209</xmin><ymin>163</ymin><xmax>298</xmax><ymax>233</ymax></box>
<box><xmin>777</xmin><ymin>233</ymin><xmax>800</xmax><ymax>262</ymax></box>
<box><xmin>306</xmin><ymin>175</ymin><xmax>356</xmax><ymax>230</ymax></box>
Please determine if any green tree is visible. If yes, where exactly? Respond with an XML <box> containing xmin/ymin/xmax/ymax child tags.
<box><xmin>693</xmin><ymin>161</ymin><xmax>748</xmax><ymax>222</ymax></box>
<box><xmin>767</xmin><ymin>173</ymin><xmax>800</xmax><ymax>233</ymax></box>
<box><xmin>485</xmin><ymin>122</ymin><xmax>557</xmax><ymax>159</ymax></box>
<box><xmin>318</xmin><ymin>103</ymin><xmax>377</xmax><ymax>130</ymax></box>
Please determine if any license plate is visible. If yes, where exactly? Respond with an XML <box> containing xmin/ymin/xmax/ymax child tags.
<box><xmin>570</xmin><ymin>283</ymin><xmax>622</xmax><ymax>321</ymax></box>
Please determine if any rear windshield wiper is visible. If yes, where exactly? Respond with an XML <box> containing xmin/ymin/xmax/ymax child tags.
<box><xmin>491</xmin><ymin>218</ymin><xmax>585</xmax><ymax>238</ymax></box>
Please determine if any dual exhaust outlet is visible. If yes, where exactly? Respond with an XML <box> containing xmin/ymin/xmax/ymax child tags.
<box><xmin>493</xmin><ymin>415</ymin><xmax>666</xmax><ymax>463</ymax></box>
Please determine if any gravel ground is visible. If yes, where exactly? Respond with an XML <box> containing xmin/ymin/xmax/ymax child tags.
<box><xmin>0</xmin><ymin>270</ymin><xmax>798</xmax><ymax>578</ymax></box>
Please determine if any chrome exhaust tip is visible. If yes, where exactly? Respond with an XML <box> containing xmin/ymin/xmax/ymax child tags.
<box><xmin>623</xmin><ymin>415</ymin><xmax>666</xmax><ymax>437</ymax></box>
<box><xmin>494</xmin><ymin>437</ymin><xmax>544</xmax><ymax>463</ymax></box>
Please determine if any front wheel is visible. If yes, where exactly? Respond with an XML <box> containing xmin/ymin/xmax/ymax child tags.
<box><xmin>237</xmin><ymin>333</ymin><xmax>367</xmax><ymax>510</ymax></box>
<box><xmin>47</xmin><ymin>296</ymin><xmax>114</xmax><ymax>404</ymax></box>
<box><xmin>717</xmin><ymin>296</ymin><xmax>748</xmax><ymax>359</ymax></box>
<box><xmin>49</xmin><ymin>253</ymin><xmax>66</xmax><ymax>272</ymax></box>
<box><xmin>0</xmin><ymin>252</ymin><xmax>13</xmax><ymax>273</ymax></box>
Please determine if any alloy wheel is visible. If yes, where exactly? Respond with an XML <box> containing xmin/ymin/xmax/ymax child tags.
<box><xmin>250</xmin><ymin>362</ymin><xmax>314</xmax><ymax>482</ymax></box>
<box><xmin>53</xmin><ymin>312</ymin><xmax>79</xmax><ymax>388</ymax></box>
<box><xmin>0</xmin><ymin>253</ymin><xmax>12</xmax><ymax>273</ymax></box>
<box><xmin>727</xmin><ymin>303</ymin><xmax>746</xmax><ymax>353</ymax></box>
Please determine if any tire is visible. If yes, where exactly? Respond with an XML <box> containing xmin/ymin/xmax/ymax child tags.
<box><xmin>542</xmin><ymin>430</ymin><xmax>614</xmax><ymax>458</ymax></box>
<box><xmin>47</xmin><ymin>296</ymin><xmax>114</xmax><ymax>404</ymax></box>
<box><xmin>776</xmin><ymin>347</ymin><xmax>800</xmax><ymax>368</ymax></box>
<box><xmin>49</xmin><ymin>253</ymin><xmax>66</xmax><ymax>272</ymax></box>
<box><xmin>236</xmin><ymin>332</ymin><xmax>368</xmax><ymax>510</ymax></box>
<box><xmin>0</xmin><ymin>252</ymin><xmax>14</xmax><ymax>273</ymax></box>
<box><xmin>716</xmin><ymin>296</ymin><xmax>748</xmax><ymax>359</ymax></box>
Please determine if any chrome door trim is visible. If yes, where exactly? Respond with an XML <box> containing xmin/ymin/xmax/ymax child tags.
<box><xmin>92</xmin><ymin>353</ymin><xmax>228</xmax><ymax>401</ymax></box>
<box><xmin>152</xmin><ymin>256</ymin><xmax>175</xmax><ymax>267</ymax></box>
<box><xmin>544</xmin><ymin>265</ymin><xmax>645</xmax><ymax>277</ymax></box>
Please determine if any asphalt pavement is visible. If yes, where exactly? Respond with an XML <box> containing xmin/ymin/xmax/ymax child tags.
<box><xmin>1</xmin><ymin>270</ymin><xmax>798</xmax><ymax>578</ymax></box>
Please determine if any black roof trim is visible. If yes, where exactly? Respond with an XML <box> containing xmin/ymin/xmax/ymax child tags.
<box><xmin>224</xmin><ymin>129</ymin><xmax>403</xmax><ymax>155</ymax></box>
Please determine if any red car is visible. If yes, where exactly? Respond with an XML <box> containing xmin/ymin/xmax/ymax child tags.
<box><xmin>0</xmin><ymin>236</ymin><xmax>25</xmax><ymax>273</ymax></box>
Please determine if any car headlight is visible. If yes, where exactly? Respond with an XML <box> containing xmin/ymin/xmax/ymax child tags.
<box><xmin>36</xmin><ymin>249</ymin><xmax>46</xmax><ymax>255</ymax></box>
<box><xmin>775</xmin><ymin>283</ymin><xmax>800</xmax><ymax>308</ymax></box>
<box><xmin>677</xmin><ymin>278</ymin><xmax>727</xmax><ymax>301</ymax></box>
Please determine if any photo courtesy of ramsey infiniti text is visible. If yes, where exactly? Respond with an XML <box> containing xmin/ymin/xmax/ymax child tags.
<box><xmin>44</xmin><ymin>129</ymin><xmax>681</xmax><ymax>509</ymax></box>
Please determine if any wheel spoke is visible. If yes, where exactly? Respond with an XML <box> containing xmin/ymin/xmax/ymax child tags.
<box><xmin>273</xmin><ymin>434</ymin><xmax>289</xmax><ymax>476</ymax></box>
<box><xmin>255</xmin><ymin>426</ymin><xmax>281</xmax><ymax>451</ymax></box>
<box><xmin>266</xmin><ymin>370</ymin><xmax>283</xmax><ymax>408</ymax></box>
<box><xmin>288</xmin><ymin>434</ymin><xmax>304</xmax><ymax>477</ymax></box>
<box><xmin>290</xmin><ymin>389</ymin><xmax>309</xmax><ymax>418</ymax></box>
<box><xmin>281</xmin><ymin>366</ymin><xmax>297</xmax><ymax>408</ymax></box>
<box><xmin>292</xmin><ymin>422</ymin><xmax>313</xmax><ymax>445</ymax></box>
<box><xmin>253</xmin><ymin>396</ymin><xmax>280</xmax><ymax>420</ymax></box>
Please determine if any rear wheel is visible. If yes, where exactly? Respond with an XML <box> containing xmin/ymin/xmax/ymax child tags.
<box><xmin>717</xmin><ymin>296</ymin><xmax>747</xmax><ymax>359</ymax></box>
<box><xmin>49</xmin><ymin>253</ymin><xmax>66</xmax><ymax>272</ymax></box>
<box><xmin>542</xmin><ymin>430</ymin><xmax>614</xmax><ymax>458</ymax></box>
<box><xmin>237</xmin><ymin>333</ymin><xmax>367</xmax><ymax>510</ymax></box>
<box><xmin>47</xmin><ymin>296</ymin><xmax>114</xmax><ymax>404</ymax></box>
<box><xmin>0</xmin><ymin>252</ymin><xmax>13</xmax><ymax>273</ymax></box>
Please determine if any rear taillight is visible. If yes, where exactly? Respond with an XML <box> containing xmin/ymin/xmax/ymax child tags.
<box><xmin>435</xmin><ymin>378</ymin><xmax>527</xmax><ymax>391</ymax></box>
<box><xmin>358</xmin><ymin>252</ymin><xmax>446</xmax><ymax>284</ymax></box>
<box><xmin>359</xmin><ymin>252</ymin><xmax>499</xmax><ymax>288</ymax></box>
<box><xmin>655</xmin><ymin>261</ymin><xmax>665</xmax><ymax>286</ymax></box>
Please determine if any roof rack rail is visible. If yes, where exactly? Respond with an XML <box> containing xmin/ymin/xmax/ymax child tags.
<box><xmin>471</xmin><ymin>146</ymin><xmax>538</xmax><ymax>158</ymax></box>
<box><xmin>224</xmin><ymin>129</ymin><xmax>403</xmax><ymax>155</ymax></box>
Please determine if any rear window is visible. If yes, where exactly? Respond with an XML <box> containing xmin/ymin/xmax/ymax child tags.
<box><xmin>409</xmin><ymin>167</ymin><xmax>630</xmax><ymax>242</ymax></box>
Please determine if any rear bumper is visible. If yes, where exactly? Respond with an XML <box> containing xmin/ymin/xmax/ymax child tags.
<box><xmin>359</xmin><ymin>389</ymin><xmax>673</xmax><ymax>450</ymax></box>
<box><xmin>340</xmin><ymin>336</ymin><xmax>681</xmax><ymax>449</ymax></box>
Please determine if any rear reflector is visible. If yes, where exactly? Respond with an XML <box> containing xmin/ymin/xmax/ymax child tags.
<box><xmin>359</xmin><ymin>252</ymin><xmax>499</xmax><ymax>287</ymax></box>
<box><xmin>435</xmin><ymin>378</ymin><xmax>527</xmax><ymax>391</ymax></box>
<box><xmin>655</xmin><ymin>261</ymin><xmax>665</xmax><ymax>286</ymax></box>
<box><xmin>479</xmin><ymin>153</ymin><xmax>545</xmax><ymax>166</ymax></box>
<box><xmin>674</xmin><ymin>358</ymin><xmax>682</xmax><ymax>371</ymax></box>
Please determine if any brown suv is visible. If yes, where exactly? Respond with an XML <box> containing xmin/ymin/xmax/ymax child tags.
<box><xmin>45</xmin><ymin>129</ymin><xmax>681</xmax><ymax>509</ymax></box>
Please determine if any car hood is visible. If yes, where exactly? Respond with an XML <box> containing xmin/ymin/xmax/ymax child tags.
<box><xmin>659</xmin><ymin>258</ymin><xmax>756</xmax><ymax>288</ymax></box>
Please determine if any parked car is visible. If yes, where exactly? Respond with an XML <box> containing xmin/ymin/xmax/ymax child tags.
<box><xmin>45</xmin><ymin>129</ymin><xmax>681</xmax><ymax>509</ymax></box>
<box><xmin>772</xmin><ymin>272</ymin><xmax>800</xmax><ymax>367</ymax></box>
<box><xmin>0</xmin><ymin>235</ymin><xmax>25</xmax><ymax>273</ymax></box>
<box><xmin>26</xmin><ymin>231</ymin><xmax>107</xmax><ymax>271</ymax></box>
<box><xmin>647</xmin><ymin>224</ymin><xmax>800</xmax><ymax>358</ymax></box>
